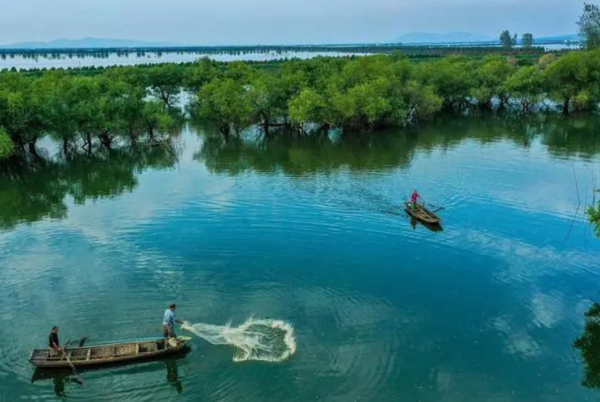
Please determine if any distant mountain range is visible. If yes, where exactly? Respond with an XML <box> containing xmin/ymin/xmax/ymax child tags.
<box><xmin>392</xmin><ymin>32</ymin><xmax>493</xmax><ymax>44</ymax></box>
<box><xmin>533</xmin><ymin>34</ymin><xmax>579</xmax><ymax>43</ymax></box>
<box><xmin>391</xmin><ymin>32</ymin><xmax>580</xmax><ymax>44</ymax></box>
<box><xmin>0</xmin><ymin>34</ymin><xmax>582</xmax><ymax>50</ymax></box>
<box><xmin>0</xmin><ymin>37</ymin><xmax>181</xmax><ymax>49</ymax></box>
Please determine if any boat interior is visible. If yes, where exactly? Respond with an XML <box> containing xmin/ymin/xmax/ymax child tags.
<box><xmin>31</xmin><ymin>340</ymin><xmax>168</xmax><ymax>362</ymax></box>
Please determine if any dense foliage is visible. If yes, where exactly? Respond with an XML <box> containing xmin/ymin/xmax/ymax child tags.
<box><xmin>0</xmin><ymin>127</ymin><xmax>13</xmax><ymax>159</ymax></box>
<box><xmin>579</xmin><ymin>2</ymin><xmax>600</xmax><ymax>50</ymax></box>
<box><xmin>499</xmin><ymin>30</ymin><xmax>518</xmax><ymax>49</ymax></box>
<box><xmin>589</xmin><ymin>194</ymin><xmax>600</xmax><ymax>237</ymax></box>
<box><xmin>574</xmin><ymin>300</ymin><xmax>600</xmax><ymax>389</ymax></box>
<box><xmin>1</xmin><ymin>49</ymin><xmax>600</xmax><ymax>162</ymax></box>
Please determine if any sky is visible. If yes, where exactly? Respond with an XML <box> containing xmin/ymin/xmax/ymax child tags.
<box><xmin>0</xmin><ymin>0</ymin><xmax>584</xmax><ymax>45</ymax></box>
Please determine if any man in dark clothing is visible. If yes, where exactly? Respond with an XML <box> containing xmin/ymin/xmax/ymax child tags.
<box><xmin>48</xmin><ymin>326</ymin><xmax>62</xmax><ymax>357</ymax></box>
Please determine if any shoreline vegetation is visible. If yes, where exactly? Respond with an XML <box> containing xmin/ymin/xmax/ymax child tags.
<box><xmin>2</xmin><ymin>49</ymin><xmax>600</xmax><ymax>161</ymax></box>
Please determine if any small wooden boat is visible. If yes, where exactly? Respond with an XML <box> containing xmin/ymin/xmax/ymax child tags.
<box><xmin>29</xmin><ymin>336</ymin><xmax>192</xmax><ymax>369</ymax></box>
<box><xmin>404</xmin><ymin>202</ymin><xmax>442</xmax><ymax>224</ymax></box>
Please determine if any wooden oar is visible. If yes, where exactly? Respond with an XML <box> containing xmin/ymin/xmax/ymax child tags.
<box><xmin>422</xmin><ymin>201</ymin><xmax>445</xmax><ymax>213</ymax></box>
<box><xmin>61</xmin><ymin>347</ymin><xmax>84</xmax><ymax>387</ymax></box>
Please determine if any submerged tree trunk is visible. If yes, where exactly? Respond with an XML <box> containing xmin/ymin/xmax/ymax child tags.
<box><xmin>99</xmin><ymin>132</ymin><xmax>113</xmax><ymax>150</ymax></box>
<box><xmin>160</xmin><ymin>89</ymin><xmax>172</xmax><ymax>111</ymax></box>
<box><xmin>62</xmin><ymin>138</ymin><xmax>70</xmax><ymax>156</ymax></box>
<box><xmin>478</xmin><ymin>99</ymin><xmax>492</xmax><ymax>111</ymax></box>
<box><xmin>27</xmin><ymin>140</ymin><xmax>43</xmax><ymax>163</ymax></box>
<box><xmin>83</xmin><ymin>132</ymin><xmax>93</xmax><ymax>155</ymax></box>
<box><xmin>562</xmin><ymin>98</ymin><xmax>570</xmax><ymax>115</ymax></box>
<box><xmin>220</xmin><ymin>124</ymin><xmax>230</xmax><ymax>140</ymax></box>
<box><xmin>128</xmin><ymin>124</ymin><xmax>139</xmax><ymax>144</ymax></box>
<box><xmin>12</xmin><ymin>135</ymin><xmax>25</xmax><ymax>152</ymax></box>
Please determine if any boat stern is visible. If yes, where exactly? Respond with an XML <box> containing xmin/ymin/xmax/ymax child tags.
<box><xmin>167</xmin><ymin>336</ymin><xmax>192</xmax><ymax>350</ymax></box>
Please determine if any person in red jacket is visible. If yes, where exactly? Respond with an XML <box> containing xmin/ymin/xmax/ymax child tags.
<box><xmin>410</xmin><ymin>189</ymin><xmax>421</xmax><ymax>209</ymax></box>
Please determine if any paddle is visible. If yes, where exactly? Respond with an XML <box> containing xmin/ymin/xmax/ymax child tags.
<box><xmin>61</xmin><ymin>348</ymin><xmax>84</xmax><ymax>387</ymax></box>
<box><xmin>60</xmin><ymin>338</ymin><xmax>85</xmax><ymax>387</ymax></box>
<box><xmin>405</xmin><ymin>193</ymin><xmax>445</xmax><ymax>213</ymax></box>
<box><xmin>420</xmin><ymin>199</ymin><xmax>445</xmax><ymax>213</ymax></box>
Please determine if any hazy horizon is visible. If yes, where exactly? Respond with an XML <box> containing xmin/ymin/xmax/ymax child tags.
<box><xmin>0</xmin><ymin>0</ymin><xmax>583</xmax><ymax>46</ymax></box>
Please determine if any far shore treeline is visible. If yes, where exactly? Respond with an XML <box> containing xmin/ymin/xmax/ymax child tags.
<box><xmin>2</xmin><ymin>0</ymin><xmax>600</xmax><ymax>163</ymax></box>
<box><xmin>2</xmin><ymin>49</ymin><xmax>600</xmax><ymax>163</ymax></box>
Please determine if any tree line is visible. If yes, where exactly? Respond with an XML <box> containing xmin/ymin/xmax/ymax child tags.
<box><xmin>2</xmin><ymin>47</ymin><xmax>600</xmax><ymax>162</ymax></box>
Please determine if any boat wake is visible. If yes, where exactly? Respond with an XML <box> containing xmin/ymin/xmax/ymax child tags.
<box><xmin>181</xmin><ymin>317</ymin><xmax>296</xmax><ymax>363</ymax></box>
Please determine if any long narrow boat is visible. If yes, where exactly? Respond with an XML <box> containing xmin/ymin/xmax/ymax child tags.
<box><xmin>29</xmin><ymin>336</ymin><xmax>192</xmax><ymax>369</ymax></box>
<box><xmin>404</xmin><ymin>202</ymin><xmax>442</xmax><ymax>224</ymax></box>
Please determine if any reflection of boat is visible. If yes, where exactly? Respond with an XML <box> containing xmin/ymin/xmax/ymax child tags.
<box><xmin>31</xmin><ymin>355</ymin><xmax>188</xmax><ymax>397</ymax></box>
<box><xmin>29</xmin><ymin>336</ymin><xmax>192</xmax><ymax>369</ymax></box>
<box><xmin>404</xmin><ymin>202</ymin><xmax>442</xmax><ymax>225</ymax></box>
<box><xmin>31</xmin><ymin>353</ymin><xmax>190</xmax><ymax>384</ymax></box>
<box><xmin>409</xmin><ymin>216</ymin><xmax>444</xmax><ymax>232</ymax></box>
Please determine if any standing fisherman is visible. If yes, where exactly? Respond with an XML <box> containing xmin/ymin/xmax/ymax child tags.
<box><xmin>410</xmin><ymin>189</ymin><xmax>421</xmax><ymax>209</ymax></box>
<box><xmin>48</xmin><ymin>326</ymin><xmax>63</xmax><ymax>357</ymax></box>
<box><xmin>163</xmin><ymin>303</ymin><xmax>184</xmax><ymax>347</ymax></box>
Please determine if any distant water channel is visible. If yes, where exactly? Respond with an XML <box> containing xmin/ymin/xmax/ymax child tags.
<box><xmin>0</xmin><ymin>42</ymin><xmax>577</xmax><ymax>70</ymax></box>
<box><xmin>0</xmin><ymin>115</ymin><xmax>599</xmax><ymax>401</ymax></box>
<box><xmin>0</xmin><ymin>50</ymin><xmax>369</xmax><ymax>70</ymax></box>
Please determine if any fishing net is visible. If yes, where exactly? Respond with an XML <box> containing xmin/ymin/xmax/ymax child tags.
<box><xmin>181</xmin><ymin>317</ymin><xmax>296</xmax><ymax>363</ymax></box>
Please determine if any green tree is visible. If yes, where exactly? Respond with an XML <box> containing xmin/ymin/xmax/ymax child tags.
<box><xmin>36</xmin><ymin>72</ymin><xmax>79</xmax><ymax>155</ymax></box>
<box><xmin>416</xmin><ymin>55</ymin><xmax>475</xmax><ymax>110</ymax></box>
<box><xmin>247</xmin><ymin>71</ymin><xmax>287</xmax><ymax>133</ymax></box>
<box><xmin>0</xmin><ymin>126</ymin><xmax>13</xmax><ymax>160</ymax></box>
<box><xmin>499</xmin><ymin>30</ymin><xmax>517</xmax><ymax>49</ymax></box>
<box><xmin>503</xmin><ymin>65</ymin><xmax>546</xmax><ymax>113</ymax></box>
<box><xmin>288</xmin><ymin>88</ymin><xmax>330</xmax><ymax>132</ymax></box>
<box><xmin>470</xmin><ymin>56</ymin><xmax>515</xmax><ymax>109</ymax></box>
<box><xmin>578</xmin><ymin>3</ymin><xmax>600</xmax><ymax>50</ymax></box>
<box><xmin>401</xmin><ymin>80</ymin><xmax>443</xmax><ymax>123</ymax></box>
<box><xmin>147</xmin><ymin>64</ymin><xmax>183</xmax><ymax>111</ymax></box>
<box><xmin>140</xmin><ymin>100</ymin><xmax>180</xmax><ymax>142</ymax></box>
<box><xmin>544</xmin><ymin>50</ymin><xmax>600</xmax><ymax>114</ymax></box>
<box><xmin>184</xmin><ymin>57</ymin><xmax>221</xmax><ymax>92</ymax></box>
<box><xmin>589</xmin><ymin>193</ymin><xmax>600</xmax><ymax>237</ymax></box>
<box><xmin>574</xmin><ymin>300</ymin><xmax>600</xmax><ymax>389</ymax></box>
<box><xmin>0</xmin><ymin>73</ymin><xmax>49</xmax><ymax>157</ymax></box>
<box><xmin>197</xmin><ymin>78</ymin><xmax>253</xmax><ymax>137</ymax></box>
<box><xmin>522</xmin><ymin>33</ymin><xmax>534</xmax><ymax>48</ymax></box>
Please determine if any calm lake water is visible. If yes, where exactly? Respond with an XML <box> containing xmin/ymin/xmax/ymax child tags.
<box><xmin>1</xmin><ymin>115</ymin><xmax>600</xmax><ymax>401</ymax></box>
<box><xmin>0</xmin><ymin>50</ymin><xmax>368</xmax><ymax>70</ymax></box>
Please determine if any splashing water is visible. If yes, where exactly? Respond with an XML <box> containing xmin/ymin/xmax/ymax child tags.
<box><xmin>181</xmin><ymin>317</ymin><xmax>297</xmax><ymax>363</ymax></box>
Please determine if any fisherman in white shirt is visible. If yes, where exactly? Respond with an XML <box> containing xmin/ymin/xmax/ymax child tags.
<box><xmin>163</xmin><ymin>303</ymin><xmax>184</xmax><ymax>347</ymax></box>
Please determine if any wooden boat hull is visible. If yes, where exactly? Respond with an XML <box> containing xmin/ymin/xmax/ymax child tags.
<box><xmin>409</xmin><ymin>216</ymin><xmax>444</xmax><ymax>232</ymax></box>
<box><xmin>29</xmin><ymin>336</ymin><xmax>192</xmax><ymax>369</ymax></box>
<box><xmin>404</xmin><ymin>202</ymin><xmax>442</xmax><ymax>224</ymax></box>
